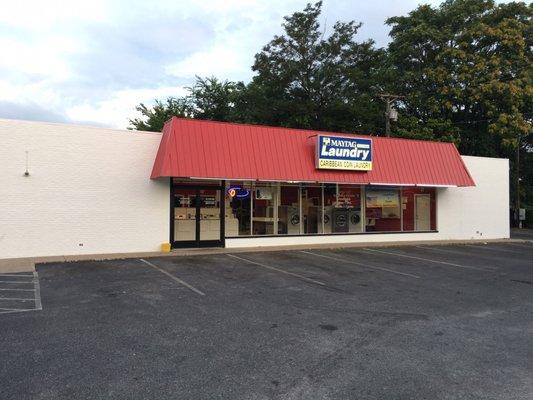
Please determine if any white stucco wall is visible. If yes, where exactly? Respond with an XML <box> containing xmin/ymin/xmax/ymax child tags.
<box><xmin>436</xmin><ymin>155</ymin><xmax>509</xmax><ymax>240</ymax></box>
<box><xmin>1</xmin><ymin>119</ymin><xmax>509</xmax><ymax>258</ymax></box>
<box><xmin>0</xmin><ymin>119</ymin><xmax>169</xmax><ymax>259</ymax></box>
<box><xmin>226</xmin><ymin>155</ymin><xmax>509</xmax><ymax>248</ymax></box>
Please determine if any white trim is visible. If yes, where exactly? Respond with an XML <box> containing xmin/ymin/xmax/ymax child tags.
<box><xmin>189</xmin><ymin>178</ymin><xmax>459</xmax><ymax>188</ymax></box>
<box><xmin>370</xmin><ymin>182</ymin><xmax>415</xmax><ymax>186</ymax></box>
<box><xmin>416</xmin><ymin>184</ymin><xmax>457</xmax><ymax>188</ymax></box>
<box><xmin>188</xmin><ymin>177</ymin><xmax>225</xmax><ymax>181</ymax></box>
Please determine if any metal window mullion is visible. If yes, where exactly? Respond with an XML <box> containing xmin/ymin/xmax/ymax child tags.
<box><xmin>250</xmin><ymin>182</ymin><xmax>254</xmax><ymax>236</ymax></box>
<box><xmin>400</xmin><ymin>186</ymin><xmax>404</xmax><ymax>232</ymax></box>
<box><xmin>362</xmin><ymin>185</ymin><xmax>366</xmax><ymax>233</ymax></box>
<box><xmin>321</xmin><ymin>184</ymin><xmax>325</xmax><ymax>234</ymax></box>
<box><xmin>299</xmin><ymin>185</ymin><xmax>303</xmax><ymax>234</ymax></box>
<box><xmin>273</xmin><ymin>182</ymin><xmax>279</xmax><ymax>235</ymax></box>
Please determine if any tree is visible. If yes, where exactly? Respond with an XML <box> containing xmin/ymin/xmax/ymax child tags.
<box><xmin>129</xmin><ymin>76</ymin><xmax>244</xmax><ymax>131</ymax></box>
<box><xmin>188</xmin><ymin>76</ymin><xmax>245</xmax><ymax>122</ymax></box>
<box><xmin>247</xmin><ymin>1</ymin><xmax>385</xmax><ymax>133</ymax></box>
<box><xmin>129</xmin><ymin>97</ymin><xmax>191</xmax><ymax>132</ymax></box>
<box><xmin>386</xmin><ymin>0</ymin><xmax>532</xmax><ymax>215</ymax></box>
<box><xmin>386</xmin><ymin>0</ymin><xmax>532</xmax><ymax>147</ymax></box>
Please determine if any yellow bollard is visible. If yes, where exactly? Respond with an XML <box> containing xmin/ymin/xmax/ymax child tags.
<box><xmin>161</xmin><ymin>243</ymin><xmax>171</xmax><ymax>253</ymax></box>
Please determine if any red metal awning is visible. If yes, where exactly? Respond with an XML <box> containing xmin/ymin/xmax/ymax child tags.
<box><xmin>151</xmin><ymin>117</ymin><xmax>475</xmax><ymax>187</ymax></box>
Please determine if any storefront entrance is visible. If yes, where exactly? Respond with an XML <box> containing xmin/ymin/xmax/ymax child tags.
<box><xmin>171</xmin><ymin>181</ymin><xmax>225</xmax><ymax>248</ymax></box>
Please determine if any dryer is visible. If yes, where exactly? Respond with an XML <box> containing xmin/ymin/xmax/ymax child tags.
<box><xmin>348</xmin><ymin>208</ymin><xmax>362</xmax><ymax>232</ymax></box>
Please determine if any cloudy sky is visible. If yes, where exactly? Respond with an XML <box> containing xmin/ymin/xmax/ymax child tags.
<box><xmin>0</xmin><ymin>0</ymin><xmax>495</xmax><ymax>129</ymax></box>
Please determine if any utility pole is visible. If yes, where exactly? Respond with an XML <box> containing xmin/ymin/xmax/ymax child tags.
<box><xmin>378</xmin><ymin>94</ymin><xmax>404</xmax><ymax>137</ymax></box>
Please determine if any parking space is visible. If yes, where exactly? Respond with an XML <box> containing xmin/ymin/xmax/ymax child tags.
<box><xmin>0</xmin><ymin>271</ymin><xmax>42</xmax><ymax>315</ymax></box>
<box><xmin>0</xmin><ymin>242</ymin><xmax>532</xmax><ymax>399</ymax></box>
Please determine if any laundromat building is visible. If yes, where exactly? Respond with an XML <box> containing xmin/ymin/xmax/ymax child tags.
<box><xmin>0</xmin><ymin>117</ymin><xmax>509</xmax><ymax>260</ymax></box>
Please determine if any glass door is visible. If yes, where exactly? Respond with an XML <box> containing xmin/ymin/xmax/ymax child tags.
<box><xmin>171</xmin><ymin>183</ymin><xmax>224</xmax><ymax>248</ymax></box>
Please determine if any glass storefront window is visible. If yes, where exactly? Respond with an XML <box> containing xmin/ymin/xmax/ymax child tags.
<box><xmin>402</xmin><ymin>187</ymin><xmax>436</xmax><ymax>231</ymax></box>
<box><xmin>226</xmin><ymin>181</ymin><xmax>252</xmax><ymax>236</ymax></box>
<box><xmin>278</xmin><ymin>185</ymin><xmax>300</xmax><ymax>234</ymax></box>
<box><xmin>321</xmin><ymin>184</ymin><xmax>337</xmax><ymax>233</ymax></box>
<box><xmin>172</xmin><ymin>180</ymin><xmax>223</xmax><ymax>245</ymax></box>
<box><xmin>223</xmin><ymin>181</ymin><xmax>436</xmax><ymax>237</ymax></box>
<box><xmin>365</xmin><ymin>187</ymin><xmax>401</xmax><ymax>232</ymax></box>
<box><xmin>337</xmin><ymin>186</ymin><xmax>363</xmax><ymax>233</ymax></box>
<box><xmin>302</xmin><ymin>186</ymin><xmax>322</xmax><ymax>234</ymax></box>
<box><xmin>173</xmin><ymin>187</ymin><xmax>198</xmax><ymax>242</ymax></box>
<box><xmin>252</xmin><ymin>184</ymin><xmax>276</xmax><ymax>235</ymax></box>
<box><xmin>198</xmin><ymin>188</ymin><xmax>221</xmax><ymax>240</ymax></box>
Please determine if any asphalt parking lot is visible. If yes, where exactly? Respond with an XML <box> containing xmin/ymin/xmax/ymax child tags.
<box><xmin>1</xmin><ymin>242</ymin><xmax>532</xmax><ymax>400</ymax></box>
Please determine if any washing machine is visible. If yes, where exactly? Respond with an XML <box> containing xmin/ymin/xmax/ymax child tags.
<box><xmin>286</xmin><ymin>206</ymin><xmax>300</xmax><ymax>234</ymax></box>
<box><xmin>332</xmin><ymin>208</ymin><xmax>349</xmax><ymax>233</ymax></box>
<box><xmin>348</xmin><ymin>208</ymin><xmax>362</xmax><ymax>232</ymax></box>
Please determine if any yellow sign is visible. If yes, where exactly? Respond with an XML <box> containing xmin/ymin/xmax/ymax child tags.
<box><xmin>366</xmin><ymin>190</ymin><xmax>400</xmax><ymax>207</ymax></box>
<box><xmin>317</xmin><ymin>159</ymin><xmax>372</xmax><ymax>171</ymax></box>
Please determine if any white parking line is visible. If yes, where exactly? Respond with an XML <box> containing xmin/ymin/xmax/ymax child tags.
<box><xmin>300</xmin><ymin>251</ymin><xmax>420</xmax><ymax>279</ymax></box>
<box><xmin>33</xmin><ymin>271</ymin><xmax>42</xmax><ymax>310</ymax></box>
<box><xmin>227</xmin><ymin>254</ymin><xmax>326</xmax><ymax>286</ymax></box>
<box><xmin>362</xmin><ymin>248</ymin><xmax>490</xmax><ymax>271</ymax></box>
<box><xmin>0</xmin><ymin>272</ymin><xmax>42</xmax><ymax>315</ymax></box>
<box><xmin>504</xmin><ymin>242</ymin><xmax>533</xmax><ymax>249</ymax></box>
<box><xmin>0</xmin><ymin>297</ymin><xmax>35</xmax><ymax>301</ymax></box>
<box><xmin>416</xmin><ymin>245</ymin><xmax>465</xmax><ymax>254</ymax></box>
<box><xmin>415</xmin><ymin>246</ymin><xmax>498</xmax><ymax>269</ymax></box>
<box><xmin>0</xmin><ymin>308</ymin><xmax>35</xmax><ymax>315</ymax></box>
<box><xmin>139</xmin><ymin>258</ymin><xmax>205</xmax><ymax>296</ymax></box>
<box><xmin>463</xmin><ymin>244</ymin><xmax>524</xmax><ymax>254</ymax></box>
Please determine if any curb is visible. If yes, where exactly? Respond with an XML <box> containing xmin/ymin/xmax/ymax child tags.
<box><xmin>0</xmin><ymin>238</ymin><xmax>529</xmax><ymax>271</ymax></box>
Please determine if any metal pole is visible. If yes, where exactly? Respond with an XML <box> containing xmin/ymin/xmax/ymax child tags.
<box><xmin>378</xmin><ymin>93</ymin><xmax>403</xmax><ymax>137</ymax></box>
<box><xmin>516</xmin><ymin>134</ymin><xmax>521</xmax><ymax>228</ymax></box>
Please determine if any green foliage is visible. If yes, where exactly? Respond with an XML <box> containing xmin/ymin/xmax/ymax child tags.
<box><xmin>248</xmin><ymin>1</ymin><xmax>386</xmax><ymax>133</ymax></box>
<box><xmin>129</xmin><ymin>0</ymin><xmax>532</xmax><ymax>208</ymax></box>
<box><xmin>187</xmin><ymin>77</ymin><xmax>244</xmax><ymax>122</ymax></box>
<box><xmin>129</xmin><ymin>76</ymin><xmax>243</xmax><ymax>131</ymax></box>
<box><xmin>386</xmin><ymin>0</ymin><xmax>532</xmax><ymax>146</ymax></box>
<box><xmin>386</xmin><ymin>0</ymin><xmax>532</xmax><ymax>208</ymax></box>
<box><xmin>129</xmin><ymin>97</ymin><xmax>191</xmax><ymax>132</ymax></box>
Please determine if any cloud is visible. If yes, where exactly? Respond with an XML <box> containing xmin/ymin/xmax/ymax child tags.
<box><xmin>1</xmin><ymin>0</ymin><xmax>485</xmax><ymax>129</ymax></box>
<box><xmin>0</xmin><ymin>101</ymin><xmax>70</xmax><ymax>124</ymax></box>
<box><xmin>65</xmin><ymin>86</ymin><xmax>189</xmax><ymax>128</ymax></box>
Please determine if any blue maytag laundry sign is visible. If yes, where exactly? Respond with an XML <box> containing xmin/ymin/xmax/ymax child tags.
<box><xmin>316</xmin><ymin>135</ymin><xmax>373</xmax><ymax>171</ymax></box>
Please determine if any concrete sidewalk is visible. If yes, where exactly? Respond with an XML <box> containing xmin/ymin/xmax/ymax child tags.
<box><xmin>0</xmin><ymin>237</ymin><xmax>528</xmax><ymax>273</ymax></box>
<box><xmin>0</xmin><ymin>257</ymin><xmax>35</xmax><ymax>273</ymax></box>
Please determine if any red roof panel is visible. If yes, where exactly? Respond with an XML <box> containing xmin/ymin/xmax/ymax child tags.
<box><xmin>151</xmin><ymin>117</ymin><xmax>475</xmax><ymax>187</ymax></box>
